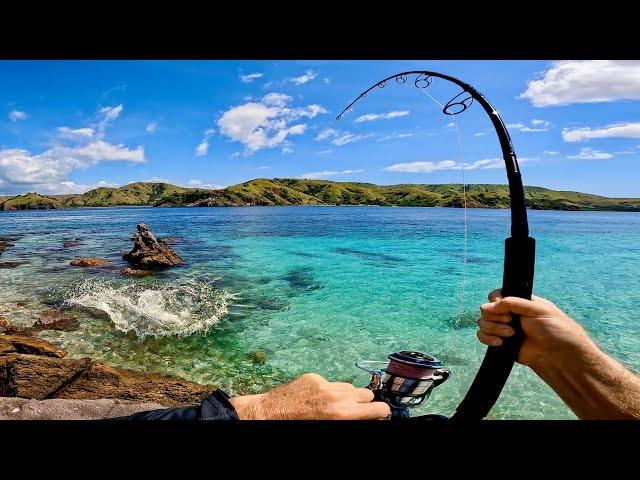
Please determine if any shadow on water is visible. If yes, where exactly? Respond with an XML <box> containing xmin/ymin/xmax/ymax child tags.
<box><xmin>333</xmin><ymin>247</ymin><xmax>404</xmax><ymax>266</ymax></box>
<box><xmin>280</xmin><ymin>266</ymin><xmax>323</xmax><ymax>292</ymax></box>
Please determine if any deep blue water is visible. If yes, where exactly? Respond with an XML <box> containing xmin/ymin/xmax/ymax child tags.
<box><xmin>1</xmin><ymin>206</ymin><xmax>639</xmax><ymax>419</ymax></box>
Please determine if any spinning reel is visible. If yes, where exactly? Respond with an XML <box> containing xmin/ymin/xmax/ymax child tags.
<box><xmin>357</xmin><ymin>351</ymin><xmax>450</xmax><ymax>419</ymax></box>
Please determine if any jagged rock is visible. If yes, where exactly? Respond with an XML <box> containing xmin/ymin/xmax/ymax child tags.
<box><xmin>62</xmin><ymin>238</ymin><xmax>80</xmax><ymax>248</ymax></box>
<box><xmin>70</xmin><ymin>258</ymin><xmax>109</xmax><ymax>267</ymax></box>
<box><xmin>0</xmin><ymin>261</ymin><xmax>27</xmax><ymax>269</ymax></box>
<box><xmin>122</xmin><ymin>224</ymin><xmax>184</xmax><ymax>269</ymax></box>
<box><xmin>0</xmin><ymin>333</ymin><xmax>213</xmax><ymax>407</ymax></box>
<box><xmin>121</xmin><ymin>267</ymin><xmax>155</xmax><ymax>277</ymax></box>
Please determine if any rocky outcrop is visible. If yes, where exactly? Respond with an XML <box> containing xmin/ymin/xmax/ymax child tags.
<box><xmin>70</xmin><ymin>258</ymin><xmax>109</xmax><ymax>267</ymax></box>
<box><xmin>0</xmin><ymin>333</ymin><xmax>213</xmax><ymax>408</ymax></box>
<box><xmin>122</xmin><ymin>224</ymin><xmax>184</xmax><ymax>269</ymax></box>
<box><xmin>0</xmin><ymin>236</ymin><xmax>17</xmax><ymax>256</ymax></box>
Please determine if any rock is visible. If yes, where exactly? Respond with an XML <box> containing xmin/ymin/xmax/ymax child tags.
<box><xmin>0</xmin><ymin>316</ymin><xmax>8</xmax><ymax>329</ymax></box>
<box><xmin>247</xmin><ymin>350</ymin><xmax>267</xmax><ymax>364</ymax></box>
<box><xmin>15</xmin><ymin>301</ymin><xmax>29</xmax><ymax>307</ymax></box>
<box><xmin>70</xmin><ymin>258</ymin><xmax>109</xmax><ymax>267</ymax></box>
<box><xmin>0</xmin><ymin>333</ymin><xmax>214</xmax><ymax>408</ymax></box>
<box><xmin>0</xmin><ymin>335</ymin><xmax>67</xmax><ymax>358</ymax></box>
<box><xmin>121</xmin><ymin>267</ymin><xmax>155</xmax><ymax>277</ymax></box>
<box><xmin>159</xmin><ymin>236</ymin><xmax>181</xmax><ymax>244</ymax></box>
<box><xmin>0</xmin><ymin>241</ymin><xmax>15</xmax><ymax>256</ymax></box>
<box><xmin>0</xmin><ymin>261</ymin><xmax>27</xmax><ymax>269</ymax></box>
<box><xmin>32</xmin><ymin>308</ymin><xmax>79</xmax><ymax>332</ymax></box>
<box><xmin>0</xmin><ymin>397</ymin><xmax>166</xmax><ymax>420</ymax></box>
<box><xmin>122</xmin><ymin>224</ymin><xmax>184</xmax><ymax>269</ymax></box>
<box><xmin>62</xmin><ymin>238</ymin><xmax>80</xmax><ymax>248</ymax></box>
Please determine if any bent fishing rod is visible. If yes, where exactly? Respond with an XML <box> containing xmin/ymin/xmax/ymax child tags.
<box><xmin>338</xmin><ymin>70</ymin><xmax>536</xmax><ymax>421</ymax></box>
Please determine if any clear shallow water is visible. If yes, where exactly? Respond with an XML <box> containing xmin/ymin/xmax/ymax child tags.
<box><xmin>1</xmin><ymin>206</ymin><xmax>639</xmax><ymax>419</ymax></box>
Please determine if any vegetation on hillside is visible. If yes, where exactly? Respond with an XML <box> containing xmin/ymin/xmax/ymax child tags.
<box><xmin>1</xmin><ymin>179</ymin><xmax>639</xmax><ymax>211</ymax></box>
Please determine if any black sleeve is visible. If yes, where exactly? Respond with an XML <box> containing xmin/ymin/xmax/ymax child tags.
<box><xmin>115</xmin><ymin>389</ymin><xmax>240</xmax><ymax>420</ymax></box>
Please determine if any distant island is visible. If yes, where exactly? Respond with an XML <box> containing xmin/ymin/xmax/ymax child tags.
<box><xmin>1</xmin><ymin>179</ymin><xmax>639</xmax><ymax>212</ymax></box>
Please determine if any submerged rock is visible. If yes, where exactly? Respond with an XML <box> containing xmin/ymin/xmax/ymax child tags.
<box><xmin>121</xmin><ymin>267</ymin><xmax>156</xmax><ymax>277</ymax></box>
<box><xmin>0</xmin><ymin>261</ymin><xmax>27</xmax><ymax>269</ymax></box>
<box><xmin>32</xmin><ymin>308</ymin><xmax>79</xmax><ymax>332</ymax></box>
<box><xmin>247</xmin><ymin>350</ymin><xmax>268</xmax><ymax>364</ymax></box>
<box><xmin>122</xmin><ymin>224</ymin><xmax>184</xmax><ymax>269</ymax></box>
<box><xmin>62</xmin><ymin>238</ymin><xmax>80</xmax><ymax>248</ymax></box>
<box><xmin>0</xmin><ymin>333</ymin><xmax>214</xmax><ymax>407</ymax></box>
<box><xmin>70</xmin><ymin>258</ymin><xmax>110</xmax><ymax>267</ymax></box>
<box><xmin>0</xmin><ymin>240</ymin><xmax>15</xmax><ymax>256</ymax></box>
<box><xmin>159</xmin><ymin>236</ymin><xmax>181</xmax><ymax>245</ymax></box>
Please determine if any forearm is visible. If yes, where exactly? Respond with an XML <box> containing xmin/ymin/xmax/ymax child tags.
<box><xmin>532</xmin><ymin>341</ymin><xmax>640</xmax><ymax>420</ymax></box>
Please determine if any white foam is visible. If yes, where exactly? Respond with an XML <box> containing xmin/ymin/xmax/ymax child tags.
<box><xmin>66</xmin><ymin>276</ymin><xmax>229</xmax><ymax>339</ymax></box>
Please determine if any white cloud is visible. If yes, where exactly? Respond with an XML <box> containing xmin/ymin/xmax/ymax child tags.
<box><xmin>562</xmin><ymin>122</ymin><xmax>640</xmax><ymax>142</ymax></box>
<box><xmin>290</xmin><ymin>70</ymin><xmax>318</xmax><ymax>85</ymax></box>
<box><xmin>354</xmin><ymin>110</ymin><xmax>410</xmax><ymax>123</ymax></box>
<box><xmin>446</xmin><ymin>122</ymin><xmax>456</xmax><ymax>128</ymax></box>
<box><xmin>194</xmin><ymin>128</ymin><xmax>217</xmax><ymax>156</ymax></box>
<box><xmin>97</xmin><ymin>105</ymin><xmax>123</xmax><ymax>134</ymax></box>
<box><xmin>315</xmin><ymin>128</ymin><xmax>373</xmax><ymax>146</ymax></box>
<box><xmin>0</xmin><ymin>104</ymin><xmax>143</xmax><ymax>193</ymax></box>
<box><xmin>507</xmin><ymin>120</ymin><xmax>550</xmax><ymax>132</ymax></box>
<box><xmin>520</xmin><ymin>61</ymin><xmax>640</xmax><ymax>107</ymax></box>
<box><xmin>217</xmin><ymin>93</ymin><xmax>326</xmax><ymax>154</ymax></box>
<box><xmin>317</xmin><ymin>149</ymin><xmax>333</xmax><ymax>154</ymax></box>
<box><xmin>567</xmin><ymin>148</ymin><xmax>613</xmax><ymax>160</ymax></box>
<box><xmin>240</xmin><ymin>72</ymin><xmax>263</xmax><ymax>83</ymax></box>
<box><xmin>543</xmin><ymin>150</ymin><xmax>559</xmax><ymax>155</ymax></box>
<box><xmin>474</xmin><ymin>132</ymin><xmax>487</xmax><ymax>137</ymax></box>
<box><xmin>299</xmin><ymin>169</ymin><xmax>364</xmax><ymax>179</ymax></box>
<box><xmin>384</xmin><ymin>158</ymin><xmax>512</xmax><ymax>173</ymax></box>
<box><xmin>187</xmin><ymin>179</ymin><xmax>224</xmax><ymax>189</ymax></box>
<box><xmin>58</xmin><ymin>127</ymin><xmax>95</xmax><ymax>140</ymax></box>
<box><xmin>37</xmin><ymin>180</ymin><xmax>119</xmax><ymax>195</ymax></box>
<box><xmin>195</xmin><ymin>140</ymin><xmax>209</xmax><ymax>156</ymax></box>
<box><xmin>377</xmin><ymin>133</ymin><xmax>414</xmax><ymax>142</ymax></box>
<box><xmin>0</xmin><ymin>142</ymin><xmax>144</xmax><ymax>187</ymax></box>
<box><xmin>324</xmin><ymin>77</ymin><xmax>331</xmax><ymax>84</ymax></box>
<box><xmin>9</xmin><ymin>110</ymin><xmax>27</xmax><ymax>122</ymax></box>
<box><xmin>146</xmin><ymin>122</ymin><xmax>158</xmax><ymax>134</ymax></box>
<box><xmin>257</xmin><ymin>166</ymin><xmax>269</xmax><ymax>169</ymax></box>
<box><xmin>531</xmin><ymin>119</ymin><xmax>551</xmax><ymax>127</ymax></box>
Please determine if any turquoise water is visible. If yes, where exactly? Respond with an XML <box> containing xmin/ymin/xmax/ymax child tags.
<box><xmin>1</xmin><ymin>206</ymin><xmax>639</xmax><ymax>419</ymax></box>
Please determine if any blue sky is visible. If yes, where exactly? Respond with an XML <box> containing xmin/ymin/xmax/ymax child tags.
<box><xmin>1</xmin><ymin>60</ymin><xmax>639</xmax><ymax>197</ymax></box>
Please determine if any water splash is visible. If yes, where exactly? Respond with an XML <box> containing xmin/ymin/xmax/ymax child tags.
<box><xmin>65</xmin><ymin>276</ymin><xmax>230</xmax><ymax>338</ymax></box>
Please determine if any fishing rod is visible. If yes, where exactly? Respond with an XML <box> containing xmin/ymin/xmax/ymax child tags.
<box><xmin>338</xmin><ymin>70</ymin><xmax>536</xmax><ymax>421</ymax></box>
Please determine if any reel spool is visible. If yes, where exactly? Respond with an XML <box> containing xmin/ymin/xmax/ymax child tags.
<box><xmin>356</xmin><ymin>350</ymin><xmax>451</xmax><ymax>419</ymax></box>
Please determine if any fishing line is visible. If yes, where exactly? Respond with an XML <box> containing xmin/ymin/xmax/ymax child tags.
<box><xmin>419</xmin><ymin>88</ymin><xmax>468</xmax><ymax>350</ymax></box>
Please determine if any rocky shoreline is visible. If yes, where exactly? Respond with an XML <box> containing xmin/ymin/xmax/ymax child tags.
<box><xmin>0</xmin><ymin>224</ymin><xmax>208</xmax><ymax>419</ymax></box>
<box><xmin>0</xmin><ymin>326</ymin><xmax>215</xmax><ymax>419</ymax></box>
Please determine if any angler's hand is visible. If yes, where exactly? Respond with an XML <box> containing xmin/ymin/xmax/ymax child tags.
<box><xmin>477</xmin><ymin>289</ymin><xmax>595</xmax><ymax>370</ymax></box>
<box><xmin>229</xmin><ymin>373</ymin><xmax>391</xmax><ymax>420</ymax></box>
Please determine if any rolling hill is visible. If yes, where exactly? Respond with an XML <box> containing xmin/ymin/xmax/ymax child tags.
<box><xmin>1</xmin><ymin>179</ymin><xmax>639</xmax><ymax>211</ymax></box>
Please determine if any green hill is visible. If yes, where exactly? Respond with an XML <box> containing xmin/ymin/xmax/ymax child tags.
<box><xmin>1</xmin><ymin>193</ymin><xmax>62</xmax><ymax>211</ymax></box>
<box><xmin>1</xmin><ymin>179</ymin><xmax>639</xmax><ymax>211</ymax></box>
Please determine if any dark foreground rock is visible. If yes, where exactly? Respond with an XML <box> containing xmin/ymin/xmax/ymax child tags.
<box><xmin>70</xmin><ymin>258</ymin><xmax>109</xmax><ymax>267</ymax></box>
<box><xmin>0</xmin><ymin>333</ymin><xmax>214</xmax><ymax>408</ymax></box>
<box><xmin>122</xmin><ymin>223</ymin><xmax>184</xmax><ymax>269</ymax></box>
